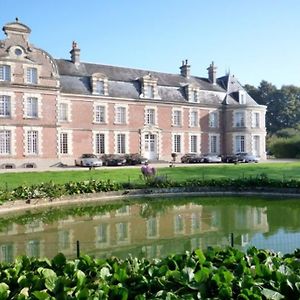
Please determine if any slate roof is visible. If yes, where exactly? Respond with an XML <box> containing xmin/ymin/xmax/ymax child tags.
<box><xmin>55</xmin><ymin>59</ymin><xmax>260</xmax><ymax>106</ymax></box>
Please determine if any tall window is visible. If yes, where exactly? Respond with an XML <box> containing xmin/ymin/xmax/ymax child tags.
<box><xmin>116</xmin><ymin>106</ymin><xmax>126</xmax><ymax>124</ymax></box>
<box><xmin>209</xmin><ymin>112</ymin><xmax>218</xmax><ymax>128</ymax></box>
<box><xmin>0</xmin><ymin>65</ymin><xmax>11</xmax><ymax>81</ymax></box>
<box><xmin>252</xmin><ymin>112</ymin><xmax>260</xmax><ymax>128</ymax></box>
<box><xmin>234</xmin><ymin>112</ymin><xmax>245</xmax><ymax>127</ymax></box>
<box><xmin>95</xmin><ymin>133</ymin><xmax>105</xmax><ymax>154</ymax></box>
<box><xmin>210</xmin><ymin>135</ymin><xmax>218</xmax><ymax>153</ymax></box>
<box><xmin>147</xmin><ymin>217</ymin><xmax>158</xmax><ymax>238</ymax></box>
<box><xmin>0</xmin><ymin>95</ymin><xmax>11</xmax><ymax>117</ymax></box>
<box><xmin>27</xmin><ymin>130</ymin><xmax>38</xmax><ymax>155</ymax></box>
<box><xmin>26</xmin><ymin>67</ymin><xmax>38</xmax><ymax>84</ymax></box>
<box><xmin>146</xmin><ymin>85</ymin><xmax>154</xmax><ymax>98</ymax></box>
<box><xmin>59</xmin><ymin>132</ymin><xmax>69</xmax><ymax>154</ymax></box>
<box><xmin>116</xmin><ymin>222</ymin><xmax>129</xmax><ymax>242</ymax></box>
<box><xmin>0</xmin><ymin>130</ymin><xmax>11</xmax><ymax>154</ymax></box>
<box><xmin>235</xmin><ymin>135</ymin><xmax>245</xmax><ymax>153</ymax></box>
<box><xmin>95</xmin><ymin>105</ymin><xmax>106</xmax><ymax>123</ymax></box>
<box><xmin>173</xmin><ymin>110</ymin><xmax>182</xmax><ymax>126</ymax></box>
<box><xmin>253</xmin><ymin>135</ymin><xmax>260</xmax><ymax>156</ymax></box>
<box><xmin>26</xmin><ymin>97</ymin><xmax>38</xmax><ymax>118</ymax></box>
<box><xmin>146</xmin><ymin>108</ymin><xmax>155</xmax><ymax>125</ymax></box>
<box><xmin>95</xmin><ymin>81</ymin><xmax>105</xmax><ymax>95</ymax></box>
<box><xmin>0</xmin><ymin>244</ymin><xmax>14</xmax><ymax>263</ymax></box>
<box><xmin>173</xmin><ymin>134</ymin><xmax>182</xmax><ymax>153</ymax></box>
<box><xmin>96</xmin><ymin>224</ymin><xmax>109</xmax><ymax>245</ymax></box>
<box><xmin>58</xmin><ymin>103</ymin><xmax>68</xmax><ymax>122</ymax></box>
<box><xmin>26</xmin><ymin>240</ymin><xmax>40</xmax><ymax>258</ymax></box>
<box><xmin>190</xmin><ymin>135</ymin><xmax>198</xmax><ymax>153</ymax></box>
<box><xmin>190</xmin><ymin>90</ymin><xmax>198</xmax><ymax>102</ymax></box>
<box><xmin>117</xmin><ymin>133</ymin><xmax>126</xmax><ymax>154</ymax></box>
<box><xmin>190</xmin><ymin>111</ymin><xmax>198</xmax><ymax>127</ymax></box>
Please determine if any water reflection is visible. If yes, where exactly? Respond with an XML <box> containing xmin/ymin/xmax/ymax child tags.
<box><xmin>0</xmin><ymin>196</ymin><xmax>299</xmax><ymax>262</ymax></box>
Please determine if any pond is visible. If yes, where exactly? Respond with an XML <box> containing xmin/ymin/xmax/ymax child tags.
<box><xmin>0</xmin><ymin>195</ymin><xmax>300</xmax><ymax>263</ymax></box>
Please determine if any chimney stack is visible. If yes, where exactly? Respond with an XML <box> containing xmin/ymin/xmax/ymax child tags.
<box><xmin>207</xmin><ymin>61</ymin><xmax>217</xmax><ymax>84</ymax></box>
<box><xmin>180</xmin><ymin>59</ymin><xmax>191</xmax><ymax>78</ymax></box>
<box><xmin>70</xmin><ymin>41</ymin><xmax>80</xmax><ymax>66</ymax></box>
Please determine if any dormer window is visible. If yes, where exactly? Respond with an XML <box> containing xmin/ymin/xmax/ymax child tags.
<box><xmin>91</xmin><ymin>73</ymin><xmax>108</xmax><ymax>96</ymax></box>
<box><xmin>0</xmin><ymin>65</ymin><xmax>11</xmax><ymax>82</ymax></box>
<box><xmin>239</xmin><ymin>91</ymin><xmax>246</xmax><ymax>104</ymax></box>
<box><xmin>186</xmin><ymin>85</ymin><xmax>199</xmax><ymax>103</ymax></box>
<box><xmin>95</xmin><ymin>81</ymin><xmax>105</xmax><ymax>95</ymax></box>
<box><xmin>140</xmin><ymin>74</ymin><xmax>160</xmax><ymax>99</ymax></box>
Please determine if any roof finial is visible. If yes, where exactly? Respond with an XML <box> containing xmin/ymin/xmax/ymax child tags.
<box><xmin>15</xmin><ymin>17</ymin><xmax>19</xmax><ymax>22</ymax></box>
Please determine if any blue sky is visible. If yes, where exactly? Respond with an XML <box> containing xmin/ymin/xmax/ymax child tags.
<box><xmin>1</xmin><ymin>0</ymin><xmax>300</xmax><ymax>88</ymax></box>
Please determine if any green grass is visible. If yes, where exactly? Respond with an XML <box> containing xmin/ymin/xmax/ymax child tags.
<box><xmin>0</xmin><ymin>161</ymin><xmax>300</xmax><ymax>190</ymax></box>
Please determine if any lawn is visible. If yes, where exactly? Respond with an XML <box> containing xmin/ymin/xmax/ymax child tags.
<box><xmin>0</xmin><ymin>161</ymin><xmax>300</xmax><ymax>190</ymax></box>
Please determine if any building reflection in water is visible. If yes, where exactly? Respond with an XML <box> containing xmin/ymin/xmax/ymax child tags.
<box><xmin>0</xmin><ymin>200</ymin><xmax>270</xmax><ymax>263</ymax></box>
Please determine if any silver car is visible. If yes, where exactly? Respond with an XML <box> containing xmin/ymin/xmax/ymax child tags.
<box><xmin>75</xmin><ymin>154</ymin><xmax>103</xmax><ymax>167</ymax></box>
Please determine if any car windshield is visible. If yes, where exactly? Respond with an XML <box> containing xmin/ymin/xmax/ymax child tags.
<box><xmin>82</xmin><ymin>154</ymin><xmax>97</xmax><ymax>158</ymax></box>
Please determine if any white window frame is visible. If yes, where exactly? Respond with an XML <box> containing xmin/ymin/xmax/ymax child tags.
<box><xmin>23</xmin><ymin>127</ymin><xmax>43</xmax><ymax>156</ymax></box>
<box><xmin>172</xmin><ymin>133</ymin><xmax>183</xmax><ymax>154</ymax></box>
<box><xmin>252</xmin><ymin>135</ymin><xmax>260</xmax><ymax>156</ymax></box>
<box><xmin>172</xmin><ymin>108</ymin><xmax>182</xmax><ymax>126</ymax></box>
<box><xmin>58</xmin><ymin>102</ymin><xmax>70</xmax><ymax>122</ymax></box>
<box><xmin>0</xmin><ymin>95</ymin><xmax>11</xmax><ymax>117</ymax></box>
<box><xmin>57</xmin><ymin>129</ymin><xmax>73</xmax><ymax>156</ymax></box>
<box><xmin>0</xmin><ymin>126</ymin><xmax>16</xmax><ymax>156</ymax></box>
<box><xmin>95</xmin><ymin>80</ymin><xmax>105</xmax><ymax>95</ymax></box>
<box><xmin>209</xmin><ymin>111</ymin><xmax>218</xmax><ymax>128</ymax></box>
<box><xmin>189</xmin><ymin>134</ymin><xmax>200</xmax><ymax>153</ymax></box>
<box><xmin>146</xmin><ymin>217</ymin><xmax>159</xmax><ymax>239</ymax></box>
<box><xmin>93</xmin><ymin>131</ymin><xmax>108</xmax><ymax>154</ymax></box>
<box><xmin>234</xmin><ymin>111</ymin><xmax>246</xmax><ymax>127</ymax></box>
<box><xmin>252</xmin><ymin>112</ymin><xmax>260</xmax><ymax>128</ymax></box>
<box><xmin>26</xmin><ymin>67</ymin><xmax>38</xmax><ymax>84</ymax></box>
<box><xmin>0</xmin><ymin>65</ymin><xmax>11</xmax><ymax>81</ymax></box>
<box><xmin>209</xmin><ymin>134</ymin><xmax>220</xmax><ymax>154</ymax></box>
<box><xmin>115</xmin><ymin>105</ymin><xmax>127</xmax><ymax>124</ymax></box>
<box><xmin>235</xmin><ymin>135</ymin><xmax>245</xmax><ymax>153</ymax></box>
<box><xmin>189</xmin><ymin>110</ymin><xmax>198</xmax><ymax>127</ymax></box>
<box><xmin>115</xmin><ymin>131</ymin><xmax>129</xmax><ymax>154</ymax></box>
<box><xmin>94</xmin><ymin>104</ymin><xmax>106</xmax><ymax>123</ymax></box>
<box><xmin>116</xmin><ymin>222</ymin><xmax>130</xmax><ymax>244</ymax></box>
<box><xmin>145</xmin><ymin>107</ymin><xmax>156</xmax><ymax>125</ymax></box>
<box><xmin>23</xmin><ymin>94</ymin><xmax>42</xmax><ymax>119</ymax></box>
<box><xmin>239</xmin><ymin>91</ymin><xmax>246</xmax><ymax>104</ymax></box>
<box><xmin>190</xmin><ymin>89</ymin><xmax>198</xmax><ymax>103</ymax></box>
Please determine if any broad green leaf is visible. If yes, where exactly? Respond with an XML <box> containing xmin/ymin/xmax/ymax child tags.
<box><xmin>195</xmin><ymin>249</ymin><xmax>206</xmax><ymax>265</ymax></box>
<box><xmin>261</xmin><ymin>288</ymin><xmax>284</xmax><ymax>300</ymax></box>
<box><xmin>194</xmin><ymin>267</ymin><xmax>210</xmax><ymax>283</ymax></box>
<box><xmin>75</xmin><ymin>287</ymin><xmax>90</xmax><ymax>300</ymax></box>
<box><xmin>100</xmin><ymin>266</ymin><xmax>111</xmax><ymax>279</ymax></box>
<box><xmin>0</xmin><ymin>283</ymin><xmax>10</xmax><ymax>299</ymax></box>
<box><xmin>76</xmin><ymin>269</ymin><xmax>86</xmax><ymax>288</ymax></box>
<box><xmin>52</xmin><ymin>253</ymin><xmax>66</xmax><ymax>267</ymax></box>
<box><xmin>41</xmin><ymin>268</ymin><xmax>58</xmax><ymax>292</ymax></box>
<box><xmin>32</xmin><ymin>290</ymin><xmax>51</xmax><ymax>300</ymax></box>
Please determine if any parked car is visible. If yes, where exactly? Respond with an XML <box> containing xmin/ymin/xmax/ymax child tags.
<box><xmin>235</xmin><ymin>153</ymin><xmax>260</xmax><ymax>163</ymax></box>
<box><xmin>202</xmin><ymin>154</ymin><xmax>222</xmax><ymax>163</ymax></box>
<box><xmin>101</xmin><ymin>154</ymin><xmax>127</xmax><ymax>166</ymax></box>
<box><xmin>75</xmin><ymin>154</ymin><xmax>103</xmax><ymax>167</ymax></box>
<box><xmin>125</xmin><ymin>153</ymin><xmax>148</xmax><ymax>165</ymax></box>
<box><xmin>223</xmin><ymin>153</ymin><xmax>259</xmax><ymax>163</ymax></box>
<box><xmin>181</xmin><ymin>153</ymin><xmax>203</xmax><ymax>163</ymax></box>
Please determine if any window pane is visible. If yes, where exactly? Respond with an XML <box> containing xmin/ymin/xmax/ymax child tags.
<box><xmin>190</xmin><ymin>135</ymin><xmax>197</xmax><ymax>153</ymax></box>
<box><xmin>27</xmin><ymin>130</ymin><xmax>38</xmax><ymax>154</ymax></box>
<box><xmin>59</xmin><ymin>103</ymin><xmax>68</xmax><ymax>121</ymax></box>
<box><xmin>95</xmin><ymin>81</ymin><xmax>104</xmax><ymax>95</ymax></box>
<box><xmin>146</xmin><ymin>108</ymin><xmax>155</xmax><ymax>125</ymax></box>
<box><xmin>95</xmin><ymin>133</ymin><xmax>105</xmax><ymax>154</ymax></box>
<box><xmin>0</xmin><ymin>96</ymin><xmax>11</xmax><ymax>117</ymax></box>
<box><xmin>60</xmin><ymin>133</ymin><xmax>68</xmax><ymax>154</ymax></box>
<box><xmin>27</xmin><ymin>68</ymin><xmax>37</xmax><ymax>84</ymax></box>
<box><xmin>27</xmin><ymin>97</ymin><xmax>38</xmax><ymax>118</ymax></box>
<box><xmin>116</xmin><ymin>107</ymin><xmax>126</xmax><ymax>124</ymax></box>
<box><xmin>0</xmin><ymin>65</ymin><xmax>11</xmax><ymax>81</ymax></box>
<box><xmin>173</xmin><ymin>135</ymin><xmax>181</xmax><ymax>153</ymax></box>
<box><xmin>117</xmin><ymin>134</ymin><xmax>126</xmax><ymax>154</ymax></box>
<box><xmin>0</xmin><ymin>130</ymin><xmax>11</xmax><ymax>154</ymax></box>
<box><xmin>95</xmin><ymin>106</ymin><xmax>105</xmax><ymax>123</ymax></box>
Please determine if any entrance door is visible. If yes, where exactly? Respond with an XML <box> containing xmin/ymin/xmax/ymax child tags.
<box><xmin>144</xmin><ymin>134</ymin><xmax>157</xmax><ymax>160</ymax></box>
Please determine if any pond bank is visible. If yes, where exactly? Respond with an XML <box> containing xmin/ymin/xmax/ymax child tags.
<box><xmin>1</xmin><ymin>186</ymin><xmax>299</xmax><ymax>215</ymax></box>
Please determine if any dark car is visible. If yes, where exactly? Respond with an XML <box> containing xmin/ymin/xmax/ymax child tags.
<box><xmin>125</xmin><ymin>153</ymin><xmax>148</xmax><ymax>165</ymax></box>
<box><xmin>101</xmin><ymin>154</ymin><xmax>126</xmax><ymax>166</ymax></box>
<box><xmin>223</xmin><ymin>153</ymin><xmax>259</xmax><ymax>163</ymax></box>
<box><xmin>202</xmin><ymin>154</ymin><xmax>222</xmax><ymax>163</ymax></box>
<box><xmin>181</xmin><ymin>153</ymin><xmax>203</xmax><ymax>163</ymax></box>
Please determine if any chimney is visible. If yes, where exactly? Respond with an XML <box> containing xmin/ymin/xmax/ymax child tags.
<box><xmin>207</xmin><ymin>61</ymin><xmax>217</xmax><ymax>84</ymax></box>
<box><xmin>180</xmin><ymin>59</ymin><xmax>191</xmax><ymax>78</ymax></box>
<box><xmin>70</xmin><ymin>41</ymin><xmax>80</xmax><ymax>66</ymax></box>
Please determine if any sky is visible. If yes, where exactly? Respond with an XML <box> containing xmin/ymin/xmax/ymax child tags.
<box><xmin>1</xmin><ymin>0</ymin><xmax>300</xmax><ymax>88</ymax></box>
